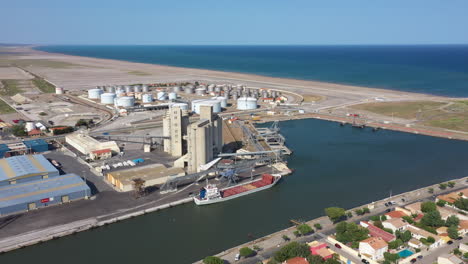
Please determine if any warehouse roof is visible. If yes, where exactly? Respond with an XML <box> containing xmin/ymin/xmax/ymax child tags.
<box><xmin>108</xmin><ymin>163</ymin><xmax>185</xmax><ymax>186</ymax></box>
<box><xmin>0</xmin><ymin>174</ymin><xmax>90</xmax><ymax>209</ymax></box>
<box><xmin>23</xmin><ymin>139</ymin><xmax>48</xmax><ymax>148</ymax></box>
<box><xmin>0</xmin><ymin>155</ymin><xmax>58</xmax><ymax>182</ymax></box>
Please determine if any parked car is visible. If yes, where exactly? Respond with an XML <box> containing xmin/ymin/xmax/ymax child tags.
<box><xmin>361</xmin><ymin>259</ymin><xmax>369</xmax><ymax>264</ymax></box>
<box><xmin>384</xmin><ymin>202</ymin><xmax>389</xmax><ymax>207</ymax></box>
<box><xmin>389</xmin><ymin>201</ymin><xmax>396</xmax><ymax>205</ymax></box>
<box><xmin>410</xmin><ymin>258</ymin><xmax>417</xmax><ymax>263</ymax></box>
<box><xmin>417</xmin><ymin>255</ymin><xmax>423</xmax><ymax>259</ymax></box>
<box><xmin>456</xmin><ymin>236</ymin><xmax>463</xmax><ymax>240</ymax></box>
<box><xmin>448</xmin><ymin>240</ymin><xmax>454</xmax><ymax>245</ymax></box>
<box><xmin>335</xmin><ymin>243</ymin><xmax>342</xmax><ymax>249</ymax></box>
<box><xmin>386</xmin><ymin>209</ymin><xmax>391</xmax><ymax>212</ymax></box>
<box><xmin>235</xmin><ymin>253</ymin><xmax>240</xmax><ymax>261</ymax></box>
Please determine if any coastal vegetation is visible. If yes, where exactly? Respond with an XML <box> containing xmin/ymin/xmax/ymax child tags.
<box><xmin>203</xmin><ymin>256</ymin><xmax>224</xmax><ymax>264</ymax></box>
<box><xmin>0</xmin><ymin>56</ymin><xmax>81</xmax><ymax>68</ymax></box>
<box><xmin>325</xmin><ymin>207</ymin><xmax>346</xmax><ymax>222</ymax></box>
<box><xmin>0</xmin><ymin>98</ymin><xmax>15</xmax><ymax>114</ymax></box>
<box><xmin>239</xmin><ymin>247</ymin><xmax>255</xmax><ymax>258</ymax></box>
<box><xmin>0</xmin><ymin>79</ymin><xmax>22</xmax><ymax>95</ymax></box>
<box><xmin>302</xmin><ymin>94</ymin><xmax>323</xmax><ymax>102</ymax></box>
<box><xmin>335</xmin><ymin>222</ymin><xmax>369</xmax><ymax>244</ymax></box>
<box><xmin>32</xmin><ymin>77</ymin><xmax>55</xmax><ymax>93</ymax></box>
<box><xmin>128</xmin><ymin>70</ymin><xmax>151</xmax><ymax>76</ymax></box>
<box><xmin>296</xmin><ymin>223</ymin><xmax>314</xmax><ymax>235</ymax></box>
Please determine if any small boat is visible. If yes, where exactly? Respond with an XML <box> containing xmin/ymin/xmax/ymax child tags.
<box><xmin>194</xmin><ymin>174</ymin><xmax>281</xmax><ymax>205</ymax></box>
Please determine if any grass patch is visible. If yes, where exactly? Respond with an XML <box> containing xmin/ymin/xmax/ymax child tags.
<box><xmin>424</xmin><ymin>115</ymin><xmax>468</xmax><ymax>131</ymax></box>
<box><xmin>32</xmin><ymin>78</ymin><xmax>55</xmax><ymax>93</ymax></box>
<box><xmin>0</xmin><ymin>57</ymin><xmax>81</xmax><ymax>68</ymax></box>
<box><xmin>303</xmin><ymin>94</ymin><xmax>323</xmax><ymax>102</ymax></box>
<box><xmin>0</xmin><ymin>79</ymin><xmax>23</xmax><ymax>96</ymax></box>
<box><xmin>128</xmin><ymin>70</ymin><xmax>151</xmax><ymax>76</ymax></box>
<box><xmin>0</xmin><ymin>98</ymin><xmax>15</xmax><ymax>114</ymax></box>
<box><xmin>351</xmin><ymin>101</ymin><xmax>446</xmax><ymax>119</ymax></box>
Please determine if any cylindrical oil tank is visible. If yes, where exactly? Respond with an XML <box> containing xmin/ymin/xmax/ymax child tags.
<box><xmin>271</xmin><ymin>91</ymin><xmax>277</xmax><ymax>98</ymax></box>
<box><xmin>237</xmin><ymin>97</ymin><xmax>257</xmax><ymax>110</ymax></box>
<box><xmin>101</xmin><ymin>93</ymin><xmax>116</xmax><ymax>104</ymax></box>
<box><xmin>168</xmin><ymin>92</ymin><xmax>177</xmax><ymax>100</ymax></box>
<box><xmin>157</xmin><ymin>91</ymin><xmax>168</xmax><ymax>100</ymax></box>
<box><xmin>171</xmin><ymin>103</ymin><xmax>189</xmax><ymax>111</ymax></box>
<box><xmin>116</xmin><ymin>96</ymin><xmax>135</xmax><ymax>107</ymax></box>
<box><xmin>212</xmin><ymin>96</ymin><xmax>228</xmax><ymax>108</ymax></box>
<box><xmin>107</xmin><ymin>86</ymin><xmax>116</xmax><ymax>93</ymax></box>
<box><xmin>142</xmin><ymin>94</ymin><xmax>153</xmax><ymax>103</ymax></box>
<box><xmin>214</xmin><ymin>86</ymin><xmax>221</xmax><ymax>93</ymax></box>
<box><xmin>195</xmin><ymin>88</ymin><xmax>206</xmax><ymax>96</ymax></box>
<box><xmin>125</xmin><ymin>86</ymin><xmax>133</xmax><ymax>93</ymax></box>
<box><xmin>191</xmin><ymin>99</ymin><xmax>222</xmax><ymax>114</ymax></box>
<box><xmin>134</xmin><ymin>86</ymin><xmax>142</xmax><ymax>93</ymax></box>
<box><xmin>116</xmin><ymin>89</ymin><xmax>125</xmax><ymax>97</ymax></box>
<box><xmin>207</xmin><ymin>84</ymin><xmax>215</xmax><ymax>92</ymax></box>
<box><xmin>88</xmin><ymin>88</ymin><xmax>103</xmax><ymax>99</ymax></box>
<box><xmin>184</xmin><ymin>86</ymin><xmax>194</xmax><ymax>94</ymax></box>
<box><xmin>233</xmin><ymin>92</ymin><xmax>239</xmax><ymax>100</ymax></box>
<box><xmin>173</xmin><ymin>86</ymin><xmax>181</xmax><ymax>92</ymax></box>
<box><xmin>142</xmin><ymin>85</ymin><xmax>149</xmax><ymax>93</ymax></box>
<box><xmin>55</xmin><ymin>87</ymin><xmax>64</xmax><ymax>94</ymax></box>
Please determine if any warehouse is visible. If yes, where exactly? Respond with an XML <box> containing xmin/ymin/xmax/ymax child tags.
<box><xmin>0</xmin><ymin>173</ymin><xmax>90</xmax><ymax>216</ymax></box>
<box><xmin>0</xmin><ymin>155</ymin><xmax>59</xmax><ymax>187</ymax></box>
<box><xmin>23</xmin><ymin>139</ymin><xmax>49</xmax><ymax>153</ymax></box>
<box><xmin>65</xmin><ymin>132</ymin><xmax>119</xmax><ymax>159</ymax></box>
<box><xmin>107</xmin><ymin>163</ymin><xmax>185</xmax><ymax>192</ymax></box>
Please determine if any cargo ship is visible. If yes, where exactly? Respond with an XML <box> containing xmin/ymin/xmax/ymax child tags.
<box><xmin>193</xmin><ymin>174</ymin><xmax>281</xmax><ymax>205</ymax></box>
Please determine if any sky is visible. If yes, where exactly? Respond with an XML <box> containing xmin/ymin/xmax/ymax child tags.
<box><xmin>2</xmin><ymin>0</ymin><xmax>468</xmax><ymax>45</ymax></box>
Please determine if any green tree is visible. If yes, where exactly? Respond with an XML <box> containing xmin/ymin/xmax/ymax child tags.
<box><xmin>370</xmin><ymin>215</ymin><xmax>380</xmax><ymax>221</ymax></box>
<box><xmin>421</xmin><ymin>201</ymin><xmax>437</xmax><ymax>213</ymax></box>
<box><xmin>428</xmin><ymin>187</ymin><xmax>434</xmax><ymax>194</ymax></box>
<box><xmin>437</xmin><ymin>200</ymin><xmax>447</xmax><ymax>207</ymax></box>
<box><xmin>454</xmin><ymin>198</ymin><xmax>468</xmax><ymax>211</ymax></box>
<box><xmin>426</xmin><ymin>236</ymin><xmax>435</xmax><ymax>243</ymax></box>
<box><xmin>325</xmin><ymin>207</ymin><xmax>346</xmax><ymax>222</ymax></box>
<box><xmin>402</xmin><ymin>216</ymin><xmax>414</xmax><ymax>224</ymax></box>
<box><xmin>11</xmin><ymin>124</ymin><xmax>27</xmax><ymax>137</ymax></box>
<box><xmin>439</xmin><ymin>183</ymin><xmax>448</xmax><ymax>190</ymax></box>
<box><xmin>395</xmin><ymin>230</ymin><xmax>412</xmax><ymax>243</ymax></box>
<box><xmin>421</xmin><ymin>210</ymin><xmax>445</xmax><ymax>227</ymax></box>
<box><xmin>448</xmin><ymin>225</ymin><xmax>459</xmax><ymax>239</ymax></box>
<box><xmin>355</xmin><ymin>208</ymin><xmax>364</xmax><ymax>215</ymax></box>
<box><xmin>335</xmin><ymin>222</ymin><xmax>369</xmax><ymax>244</ymax></box>
<box><xmin>274</xmin><ymin>242</ymin><xmax>310</xmax><ymax>262</ymax></box>
<box><xmin>448</xmin><ymin>181</ymin><xmax>456</xmax><ymax>188</ymax></box>
<box><xmin>314</xmin><ymin>223</ymin><xmax>322</xmax><ymax>230</ymax></box>
<box><xmin>384</xmin><ymin>252</ymin><xmax>400</xmax><ymax>263</ymax></box>
<box><xmin>293</xmin><ymin>230</ymin><xmax>301</xmax><ymax>237</ymax></box>
<box><xmin>346</xmin><ymin>211</ymin><xmax>353</xmax><ymax>218</ymax></box>
<box><xmin>464</xmin><ymin>252</ymin><xmax>468</xmax><ymax>259</ymax></box>
<box><xmin>363</xmin><ymin>208</ymin><xmax>370</xmax><ymax>214</ymax></box>
<box><xmin>239</xmin><ymin>247</ymin><xmax>255</xmax><ymax>258</ymax></box>
<box><xmin>203</xmin><ymin>256</ymin><xmax>224</xmax><ymax>264</ymax></box>
<box><xmin>383</xmin><ymin>228</ymin><xmax>394</xmax><ymax>234</ymax></box>
<box><xmin>388</xmin><ymin>239</ymin><xmax>403</xmax><ymax>249</ymax></box>
<box><xmin>282</xmin><ymin>235</ymin><xmax>290</xmax><ymax>241</ymax></box>
<box><xmin>373</xmin><ymin>220</ymin><xmax>383</xmax><ymax>229</ymax></box>
<box><xmin>297</xmin><ymin>224</ymin><xmax>314</xmax><ymax>235</ymax></box>
<box><xmin>446</xmin><ymin>215</ymin><xmax>460</xmax><ymax>227</ymax></box>
<box><xmin>380</xmin><ymin>215</ymin><xmax>387</xmax><ymax>221</ymax></box>
<box><xmin>325</xmin><ymin>259</ymin><xmax>340</xmax><ymax>264</ymax></box>
<box><xmin>307</xmin><ymin>255</ymin><xmax>325</xmax><ymax>264</ymax></box>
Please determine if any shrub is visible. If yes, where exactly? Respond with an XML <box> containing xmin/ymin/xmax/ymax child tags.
<box><xmin>282</xmin><ymin>235</ymin><xmax>290</xmax><ymax>241</ymax></box>
<box><xmin>293</xmin><ymin>230</ymin><xmax>301</xmax><ymax>237</ymax></box>
<box><xmin>203</xmin><ymin>256</ymin><xmax>224</xmax><ymax>264</ymax></box>
<box><xmin>436</xmin><ymin>200</ymin><xmax>446</xmax><ymax>207</ymax></box>
<box><xmin>448</xmin><ymin>181</ymin><xmax>456</xmax><ymax>188</ymax></box>
<box><xmin>297</xmin><ymin>224</ymin><xmax>314</xmax><ymax>235</ymax></box>
<box><xmin>363</xmin><ymin>208</ymin><xmax>370</xmax><ymax>214</ymax></box>
<box><xmin>370</xmin><ymin>215</ymin><xmax>380</xmax><ymax>221</ymax></box>
<box><xmin>239</xmin><ymin>247</ymin><xmax>255</xmax><ymax>258</ymax></box>
<box><xmin>439</xmin><ymin>183</ymin><xmax>448</xmax><ymax>190</ymax></box>
<box><xmin>314</xmin><ymin>223</ymin><xmax>322</xmax><ymax>230</ymax></box>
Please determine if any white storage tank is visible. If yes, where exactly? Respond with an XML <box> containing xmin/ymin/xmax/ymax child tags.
<box><xmin>171</xmin><ymin>103</ymin><xmax>189</xmax><ymax>111</ymax></box>
<box><xmin>101</xmin><ymin>93</ymin><xmax>116</xmax><ymax>104</ymax></box>
<box><xmin>168</xmin><ymin>92</ymin><xmax>177</xmax><ymax>100</ymax></box>
<box><xmin>125</xmin><ymin>86</ymin><xmax>133</xmax><ymax>93</ymax></box>
<box><xmin>134</xmin><ymin>86</ymin><xmax>142</xmax><ymax>93</ymax></box>
<box><xmin>107</xmin><ymin>86</ymin><xmax>116</xmax><ymax>93</ymax></box>
<box><xmin>237</xmin><ymin>97</ymin><xmax>257</xmax><ymax>110</ymax></box>
<box><xmin>55</xmin><ymin>87</ymin><xmax>64</xmax><ymax>94</ymax></box>
<box><xmin>191</xmin><ymin>99</ymin><xmax>222</xmax><ymax>114</ymax></box>
<box><xmin>212</xmin><ymin>96</ymin><xmax>228</xmax><ymax>108</ymax></box>
<box><xmin>142</xmin><ymin>94</ymin><xmax>153</xmax><ymax>103</ymax></box>
<box><xmin>184</xmin><ymin>86</ymin><xmax>194</xmax><ymax>94</ymax></box>
<box><xmin>142</xmin><ymin>85</ymin><xmax>149</xmax><ymax>93</ymax></box>
<box><xmin>195</xmin><ymin>88</ymin><xmax>206</xmax><ymax>96</ymax></box>
<box><xmin>88</xmin><ymin>88</ymin><xmax>103</xmax><ymax>99</ymax></box>
<box><xmin>116</xmin><ymin>96</ymin><xmax>135</xmax><ymax>107</ymax></box>
<box><xmin>116</xmin><ymin>89</ymin><xmax>125</xmax><ymax>97</ymax></box>
<box><xmin>173</xmin><ymin>86</ymin><xmax>181</xmax><ymax>92</ymax></box>
<box><xmin>157</xmin><ymin>92</ymin><xmax>167</xmax><ymax>100</ymax></box>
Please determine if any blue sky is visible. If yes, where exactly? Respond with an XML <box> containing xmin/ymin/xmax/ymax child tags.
<box><xmin>2</xmin><ymin>0</ymin><xmax>468</xmax><ymax>45</ymax></box>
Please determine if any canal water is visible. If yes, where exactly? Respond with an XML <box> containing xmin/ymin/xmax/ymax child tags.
<box><xmin>1</xmin><ymin>118</ymin><xmax>468</xmax><ymax>264</ymax></box>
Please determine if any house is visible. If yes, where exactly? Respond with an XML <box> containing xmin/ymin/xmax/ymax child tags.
<box><xmin>413</xmin><ymin>214</ymin><xmax>424</xmax><ymax>222</ymax></box>
<box><xmin>385</xmin><ymin>210</ymin><xmax>408</xmax><ymax>219</ymax></box>
<box><xmin>459</xmin><ymin>243</ymin><xmax>468</xmax><ymax>253</ymax></box>
<box><xmin>404</xmin><ymin>202</ymin><xmax>422</xmax><ymax>215</ymax></box>
<box><xmin>359</xmin><ymin>237</ymin><xmax>388</xmax><ymax>261</ymax></box>
<box><xmin>308</xmin><ymin>241</ymin><xmax>333</xmax><ymax>260</ymax></box>
<box><xmin>435</xmin><ymin>227</ymin><xmax>451</xmax><ymax>242</ymax></box>
<box><xmin>407</xmin><ymin>226</ymin><xmax>442</xmax><ymax>249</ymax></box>
<box><xmin>437</xmin><ymin>254</ymin><xmax>464</xmax><ymax>264</ymax></box>
<box><xmin>458</xmin><ymin>220</ymin><xmax>468</xmax><ymax>235</ymax></box>
<box><xmin>436</xmin><ymin>188</ymin><xmax>468</xmax><ymax>204</ymax></box>
<box><xmin>438</xmin><ymin>206</ymin><xmax>468</xmax><ymax>221</ymax></box>
<box><xmin>27</xmin><ymin>129</ymin><xmax>44</xmax><ymax>137</ymax></box>
<box><xmin>408</xmin><ymin>238</ymin><xmax>423</xmax><ymax>249</ymax></box>
<box><xmin>360</xmin><ymin>221</ymin><xmax>396</xmax><ymax>242</ymax></box>
<box><xmin>283</xmin><ymin>257</ymin><xmax>309</xmax><ymax>264</ymax></box>
<box><xmin>89</xmin><ymin>149</ymin><xmax>112</xmax><ymax>160</ymax></box>
<box><xmin>382</xmin><ymin>218</ymin><xmax>409</xmax><ymax>233</ymax></box>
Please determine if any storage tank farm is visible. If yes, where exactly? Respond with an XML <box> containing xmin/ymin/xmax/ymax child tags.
<box><xmin>191</xmin><ymin>99</ymin><xmax>221</xmax><ymax>114</ymax></box>
<box><xmin>142</xmin><ymin>94</ymin><xmax>153</xmax><ymax>103</ymax></box>
<box><xmin>115</xmin><ymin>96</ymin><xmax>135</xmax><ymax>107</ymax></box>
<box><xmin>237</xmin><ymin>97</ymin><xmax>258</xmax><ymax>110</ymax></box>
<box><xmin>134</xmin><ymin>85</ymin><xmax>142</xmax><ymax>93</ymax></box>
<box><xmin>88</xmin><ymin>88</ymin><xmax>103</xmax><ymax>99</ymax></box>
<box><xmin>184</xmin><ymin>86</ymin><xmax>194</xmax><ymax>94</ymax></box>
<box><xmin>125</xmin><ymin>86</ymin><xmax>133</xmax><ymax>93</ymax></box>
<box><xmin>101</xmin><ymin>93</ymin><xmax>116</xmax><ymax>104</ymax></box>
<box><xmin>212</xmin><ymin>96</ymin><xmax>228</xmax><ymax>108</ymax></box>
<box><xmin>168</xmin><ymin>92</ymin><xmax>177</xmax><ymax>100</ymax></box>
<box><xmin>157</xmin><ymin>91</ymin><xmax>168</xmax><ymax>100</ymax></box>
<box><xmin>173</xmin><ymin>86</ymin><xmax>182</xmax><ymax>93</ymax></box>
<box><xmin>195</xmin><ymin>87</ymin><xmax>206</xmax><ymax>96</ymax></box>
<box><xmin>142</xmin><ymin>85</ymin><xmax>149</xmax><ymax>93</ymax></box>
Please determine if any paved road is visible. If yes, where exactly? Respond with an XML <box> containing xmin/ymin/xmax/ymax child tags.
<box><xmin>418</xmin><ymin>236</ymin><xmax>467</xmax><ymax>264</ymax></box>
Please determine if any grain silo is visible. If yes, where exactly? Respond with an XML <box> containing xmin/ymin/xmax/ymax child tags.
<box><xmin>184</xmin><ymin>86</ymin><xmax>194</xmax><ymax>94</ymax></box>
<box><xmin>195</xmin><ymin>87</ymin><xmax>206</xmax><ymax>96</ymax></box>
<box><xmin>212</xmin><ymin>96</ymin><xmax>228</xmax><ymax>108</ymax></box>
<box><xmin>88</xmin><ymin>88</ymin><xmax>103</xmax><ymax>99</ymax></box>
<box><xmin>168</xmin><ymin>92</ymin><xmax>177</xmax><ymax>100</ymax></box>
<box><xmin>142</xmin><ymin>85</ymin><xmax>149</xmax><ymax>92</ymax></box>
<box><xmin>125</xmin><ymin>86</ymin><xmax>133</xmax><ymax>93</ymax></box>
<box><xmin>101</xmin><ymin>93</ymin><xmax>116</xmax><ymax>104</ymax></box>
<box><xmin>173</xmin><ymin>86</ymin><xmax>181</xmax><ymax>92</ymax></box>
<box><xmin>142</xmin><ymin>94</ymin><xmax>153</xmax><ymax>103</ymax></box>
<box><xmin>237</xmin><ymin>97</ymin><xmax>257</xmax><ymax>110</ymax></box>
<box><xmin>134</xmin><ymin>85</ymin><xmax>142</xmax><ymax>93</ymax></box>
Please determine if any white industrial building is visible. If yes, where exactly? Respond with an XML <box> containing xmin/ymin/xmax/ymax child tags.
<box><xmin>65</xmin><ymin>133</ymin><xmax>120</xmax><ymax>159</ymax></box>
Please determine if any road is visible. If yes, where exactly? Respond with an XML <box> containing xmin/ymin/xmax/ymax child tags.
<box><xmin>418</xmin><ymin>236</ymin><xmax>467</xmax><ymax>264</ymax></box>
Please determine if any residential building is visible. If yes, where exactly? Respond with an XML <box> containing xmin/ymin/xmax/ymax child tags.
<box><xmin>407</xmin><ymin>226</ymin><xmax>442</xmax><ymax>249</ymax></box>
<box><xmin>459</xmin><ymin>243</ymin><xmax>468</xmax><ymax>253</ymax></box>
<box><xmin>359</xmin><ymin>237</ymin><xmax>388</xmax><ymax>261</ymax></box>
<box><xmin>382</xmin><ymin>218</ymin><xmax>409</xmax><ymax>233</ymax></box>
<box><xmin>385</xmin><ymin>210</ymin><xmax>408</xmax><ymax>219</ymax></box>
<box><xmin>436</xmin><ymin>188</ymin><xmax>468</xmax><ymax>204</ymax></box>
<box><xmin>458</xmin><ymin>220</ymin><xmax>468</xmax><ymax>235</ymax></box>
<box><xmin>438</xmin><ymin>206</ymin><xmax>468</xmax><ymax>221</ymax></box>
<box><xmin>360</xmin><ymin>221</ymin><xmax>396</xmax><ymax>242</ymax></box>
<box><xmin>283</xmin><ymin>257</ymin><xmax>309</xmax><ymax>264</ymax></box>
<box><xmin>437</xmin><ymin>254</ymin><xmax>464</xmax><ymax>264</ymax></box>
<box><xmin>404</xmin><ymin>202</ymin><xmax>422</xmax><ymax>215</ymax></box>
<box><xmin>308</xmin><ymin>241</ymin><xmax>333</xmax><ymax>260</ymax></box>
<box><xmin>408</xmin><ymin>238</ymin><xmax>422</xmax><ymax>249</ymax></box>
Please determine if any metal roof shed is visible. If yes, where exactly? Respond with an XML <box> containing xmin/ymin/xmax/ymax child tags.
<box><xmin>23</xmin><ymin>139</ymin><xmax>49</xmax><ymax>153</ymax></box>
<box><xmin>0</xmin><ymin>155</ymin><xmax>59</xmax><ymax>185</ymax></box>
<box><xmin>0</xmin><ymin>144</ymin><xmax>10</xmax><ymax>158</ymax></box>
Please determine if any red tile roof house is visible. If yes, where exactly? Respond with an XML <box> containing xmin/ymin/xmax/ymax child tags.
<box><xmin>385</xmin><ymin>210</ymin><xmax>408</xmax><ymax>219</ymax></box>
<box><xmin>309</xmin><ymin>241</ymin><xmax>333</xmax><ymax>260</ymax></box>
<box><xmin>360</xmin><ymin>221</ymin><xmax>396</xmax><ymax>242</ymax></box>
<box><xmin>283</xmin><ymin>257</ymin><xmax>309</xmax><ymax>264</ymax></box>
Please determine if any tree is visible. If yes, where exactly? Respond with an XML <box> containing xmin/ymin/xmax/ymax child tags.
<box><xmin>239</xmin><ymin>247</ymin><xmax>255</xmax><ymax>258</ymax></box>
<box><xmin>293</xmin><ymin>230</ymin><xmax>301</xmax><ymax>237</ymax></box>
<box><xmin>437</xmin><ymin>200</ymin><xmax>447</xmax><ymax>207</ymax></box>
<box><xmin>325</xmin><ymin>207</ymin><xmax>346</xmax><ymax>222</ymax></box>
<box><xmin>446</xmin><ymin>215</ymin><xmax>460</xmax><ymax>227</ymax></box>
<box><xmin>203</xmin><ymin>256</ymin><xmax>224</xmax><ymax>264</ymax></box>
<box><xmin>448</xmin><ymin>225</ymin><xmax>459</xmax><ymax>239</ymax></box>
<box><xmin>464</xmin><ymin>252</ymin><xmax>468</xmax><ymax>259</ymax></box>
<box><xmin>402</xmin><ymin>216</ymin><xmax>414</xmax><ymax>224</ymax></box>
<box><xmin>297</xmin><ymin>224</ymin><xmax>314</xmax><ymax>235</ymax></box>
<box><xmin>363</xmin><ymin>208</ymin><xmax>370</xmax><ymax>214</ymax></box>
<box><xmin>307</xmin><ymin>255</ymin><xmax>325</xmax><ymax>264</ymax></box>
<box><xmin>454</xmin><ymin>198</ymin><xmax>468</xmax><ymax>211</ymax></box>
<box><xmin>380</xmin><ymin>215</ymin><xmax>387</xmax><ymax>221</ymax></box>
<box><xmin>384</xmin><ymin>252</ymin><xmax>400</xmax><ymax>263</ymax></box>
<box><xmin>132</xmin><ymin>178</ymin><xmax>146</xmax><ymax>198</ymax></box>
<box><xmin>426</xmin><ymin>236</ymin><xmax>435</xmax><ymax>243</ymax></box>
<box><xmin>355</xmin><ymin>209</ymin><xmax>364</xmax><ymax>216</ymax></box>
<box><xmin>395</xmin><ymin>230</ymin><xmax>412</xmax><ymax>243</ymax></box>
<box><xmin>370</xmin><ymin>215</ymin><xmax>380</xmax><ymax>221</ymax></box>
<box><xmin>346</xmin><ymin>211</ymin><xmax>353</xmax><ymax>218</ymax></box>
<box><xmin>325</xmin><ymin>259</ymin><xmax>340</xmax><ymax>264</ymax></box>
<box><xmin>420</xmin><ymin>210</ymin><xmax>444</xmax><ymax>227</ymax></box>
<box><xmin>335</xmin><ymin>222</ymin><xmax>369</xmax><ymax>244</ymax></box>
<box><xmin>274</xmin><ymin>242</ymin><xmax>310</xmax><ymax>262</ymax></box>
<box><xmin>388</xmin><ymin>239</ymin><xmax>403</xmax><ymax>249</ymax></box>
<box><xmin>383</xmin><ymin>228</ymin><xmax>394</xmax><ymax>234</ymax></box>
<box><xmin>11</xmin><ymin>124</ymin><xmax>27</xmax><ymax>137</ymax></box>
<box><xmin>448</xmin><ymin>181</ymin><xmax>456</xmax><ymax>188</ymax></box>
<box><xmin>428</xmin><ymin>187</ymin><xmax>434</xmax><ymax>194</ymax></box>
<box><xmin>373</xmin><ymin>220</ymin><xmax>383</xmax><ymax>229</ymax></box>
<box><xmin>282</xmin><ymin>235</ymin><xmax>290</xmax><ymax>241</ymax></box>
<box><xmin>439</xmin><ymin>183</ymin><xmax>448</xmax><ymax>190</ymax></box>
<box><xmin>421</xmin><ymin>201</ymin><xmax>437</xmax><ymax>213</ymax></box>
<box><xmin>314</xmin><ymin>223</ymin><xmax>322</xmax><ymax>230</ymax></box>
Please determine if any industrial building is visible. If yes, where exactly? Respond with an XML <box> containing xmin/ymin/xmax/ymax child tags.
<box><xmin>0</xmin><ymin>155</ymin><xmax>90</xmax><ymax>216</ymax></box>
<box><xmin>185</xmin><ymin>105</ymin><xmax>223</xmax><ymax>173</ymax></box>
<box><xmin>106</xmin><ymin>163</ymin><xmax>185</xmax><ymax>192</ymax></box>
<box><xmin>65</xmin><ymin>132</ymin><xmax>119</xmax><ymax>159</ymax></box>
<box><xmin>163</xmin><ymin>107</ymin><xmax>189</xmax><ymax>157</ymax></box>
<box><xmin>0</xmin><ymin>139</ymin><xmax>49</xmax><ymax>158</ymax></box>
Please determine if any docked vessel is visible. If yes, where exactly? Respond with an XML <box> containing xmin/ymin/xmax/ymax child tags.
<box><xmin>194</xmin><ymin>174</ymin><xmax>281</xmax><ymax>205</ymax></box>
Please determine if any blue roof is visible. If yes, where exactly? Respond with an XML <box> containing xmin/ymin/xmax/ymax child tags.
<box><xmin>0</xmin><ymin>155</ymin><xmax>58</xmax><ymax>182</ymax></box>
<box><xmin>0</xmin><ymin>144</ymin><xmax>9</xmax><ymax>151</ymax></box>
<box><xmin>0</xmin><ymin>174</ymin><xmax>90</xmax><ymax>208</ymax></box>
<box><xmin>23</xmin><ymin>139</ymin><xmax>47</xmax><ymax>147</ymax></box>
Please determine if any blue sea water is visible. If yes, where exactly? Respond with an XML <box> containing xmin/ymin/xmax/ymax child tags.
<box><xmin>36</xmin><ymin>45</ymin><xmax>468</xmax><ymax>97</ymax></box>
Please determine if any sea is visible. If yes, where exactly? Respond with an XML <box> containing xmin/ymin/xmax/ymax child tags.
<box><xmin>36</xmin><ymin>45</ymin><xmax>468</xmax><ymax>97</ymax></box>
